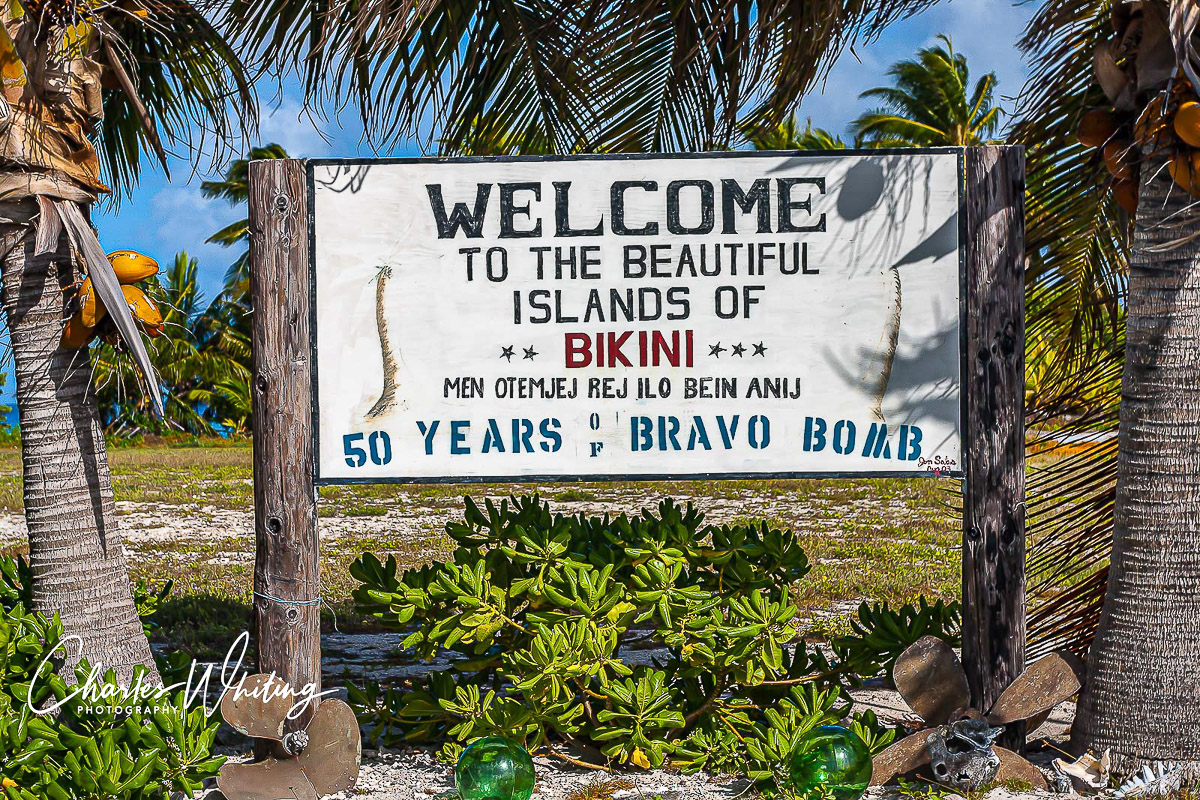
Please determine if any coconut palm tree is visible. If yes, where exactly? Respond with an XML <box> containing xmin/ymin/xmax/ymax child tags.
<box><xmin>1013</xmin><ymin>0</ymin><xmax>1200</xmax><ymax>777</ymax></box>
<box><xmin>853</xmin><ymin>34</ymin><xmax>1000</xmax><ymax>147</ymax></box>
<box><xmin>201</xmin><ymin>143</ymin><xmax>289</xmax><ymax>301</ymax></box>
<box><xmin>0</xmin><ymin>2</ymin><xmax>254</xmax><ymax>683</ymax></box>
<box><xmin>745</xmin><ymin>116</ymin><xmax>847</xmax><ymax>149</ymax></box>
<box><xmin>0</xmin><ymin>0</ymin><xmax>942</xmax><ymax>683</ymax></box>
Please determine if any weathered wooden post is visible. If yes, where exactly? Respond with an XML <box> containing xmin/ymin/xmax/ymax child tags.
<box><xmin>961</xmin><ymin>145</ymin><xmax>1027</xmax><ymax>729</ymax></box>
<box><xmin>248</xmin><ymin>158</ymin><xmax>321</xmax><ymax>737</ymax></box>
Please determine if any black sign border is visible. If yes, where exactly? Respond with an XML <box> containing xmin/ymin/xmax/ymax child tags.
<box><xmin>307</xmin><ymin>148</ymin><xmax>968</xmax><ymax>485</ymax></box>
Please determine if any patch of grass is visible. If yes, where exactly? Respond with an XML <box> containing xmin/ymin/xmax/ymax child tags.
<box><xmin>0</xmin><ymin>444</ymin><xmax>974</xmax><ymax>653</ymax></box>
<box><xmin>344</xmin><ymin>504</ymin><xmax>389</xmax><ymax>517</ymax></box>
<box><xmin>565</xmin><ymin>778</ymin><xmax>636</xmax><ymax>800</ymax></box>
<box><xmin>554</xmin><ymin>488</ymin><xmax>598</xmax><ymax>502</ymax></box>
<box><xmin>149</xmin><ymin>594</ymin><xmax>252</xmax><ymax>660</ymax></box>
<box><xmin>892</xmin><ymin>778</ymin><xmax>955</xmax><ymax>800</ymax></box>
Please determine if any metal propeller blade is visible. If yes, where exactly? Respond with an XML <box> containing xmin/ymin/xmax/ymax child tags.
<box><xmin>987</xmin><ymin>651</ymin><xmax>1083</xmax><ymax>725</ymax></box>
<box><xmin>870</xmin><ymin>732</ymin><xmax>933</xmax><ymax>786</ymax></box>
<box><xmin>894</xmin><ymin>636</ymin><xmax>971</xmax><ymax>726</ymax></box>
<box><xmin>995</xmin><ymin>746</ymin><xmax>1050</xmax><ymax>790</ymax></box>
<box><xmin>218</xmin><ymin>758</ymin><xmax>319</xmax><ymax>800</ymax></box>
<box><xmin>218</xmin><ymin>678</ymin><xmax>362</xmax><ymax>799</ymax></box>
<box><xmin>220</xmin><ymin>673</ymin><xmax>295</xmax><ymax>742</ymax></box>
<box><xmin>297</xmin><ymin>699</ymin><xmax>361</xmax><ymax>796</ymax></box>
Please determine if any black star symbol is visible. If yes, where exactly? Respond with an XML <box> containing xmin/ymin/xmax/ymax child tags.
<box><xmin>731</xmin><ymin>343</ymin><xmax>747</xmax><ymax>357</ymax></box>
<box><xmin>752</xmin><ymin>342</ymin><xmax>767</xmax><ymax>357</ymax></box>
<box><xmin>708</xmin><ymin>342</ymin><xmax>726</xmax><ymax>358</ymax></box>
<box><xmin>523</xmin><ymin>346</ymin><xmax>538</xmax><ymax>360</ymax></box>
<box><xmin>500</xmin><ymin>345</ymin><xmax>515</xmax><ymax>361</ymax></box>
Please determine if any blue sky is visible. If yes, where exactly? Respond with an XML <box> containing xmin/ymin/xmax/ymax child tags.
<box><xmin>3</xmin><ymin>0</ymin><xmax>1036</xmax><ymax>408</ymax></box>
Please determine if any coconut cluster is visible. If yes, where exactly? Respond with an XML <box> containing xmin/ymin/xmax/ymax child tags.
<box><xmin>1078</xmin><ymin>80</ymin><xmax>1200</xmax><ymax>215</ymax></box>
<box><xmin>61</xmin><ymin>251</ymin><xmax>164</xmax><ymax>350</ymax></box>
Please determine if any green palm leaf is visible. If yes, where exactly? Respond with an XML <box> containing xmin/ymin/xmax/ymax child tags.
<box><xmin>219</xmin><ymin>0</ymin><xmax>940</xmax><ymax>153</ymax></box>
<box><xmin>852</xmin><ymin>34</ymin><xmax>1000</xmax><ymax>146</ymax></box>
<box><xmin>96</xmin><ymin>3</ymin><xmax>256</xmax><ymax>200</ymax></box>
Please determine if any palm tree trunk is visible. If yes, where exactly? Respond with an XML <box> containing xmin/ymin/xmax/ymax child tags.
<box><xmin>1072</xmin><ymin>156</ymin><xmax>1200</xmax><ymax>779</ymax></box>
<box><xmin>0</xmin><ymin>198</ymin><xmax>158</xmax><ymax>686</ymax></box>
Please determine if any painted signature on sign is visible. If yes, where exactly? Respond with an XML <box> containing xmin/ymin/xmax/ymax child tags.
<box><xmin>917</xmin><ymin>455</ymin><xmax>958</xmax><ymax>474</ymax></box>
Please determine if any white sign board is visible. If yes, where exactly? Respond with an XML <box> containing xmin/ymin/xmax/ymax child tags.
<box><xmin>309</xmin><ymin>151</ymin><xmax>964</xmax><ymax>483</ymax></box>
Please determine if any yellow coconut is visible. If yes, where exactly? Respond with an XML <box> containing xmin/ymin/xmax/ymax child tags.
<box><xmin>59</xmin><ymin>311</ymin><xmax>95</xmax><ymax>350</ymax></box>
<box><xmin>121</xmin><ymin>284</ymin><xmax>164</xmax><ymax>337</ymax></box>
<box><xmin>1174</xmin><ymin>101</ymin><xmax>1200</xmax><ymax>148</ymax></box>
<box><xmin>1078</xmin><ymin>109</ymin><xmax>1119</xmax><ymax>148</ymax></box>
<box><xmin>107</xmin><ymin>250</ymin><xmax>159</xmax><ymax>285</ymax></box>
<box><xmin>1112</xmin><ymin>179</ymin><xmax>1138</xmax><ymax>214</ymax></box>
<box><xmin>77</xmin><ymin>276</ymin><xmax>106</xmax><ymax>327</ymax></box>
<box><xmin>1168</xmin><ymin>150</ymin><xmax>1200</xmax><ymax>195</ymax></box>
<box><xmin>1103</xmin><ymin>140</ymin><xmax>1133</xmax><ymax>180</ymax></box>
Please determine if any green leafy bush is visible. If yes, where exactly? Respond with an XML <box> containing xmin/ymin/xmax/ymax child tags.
<box><xmin>349</xmin><ymin>495</ymin><xmax>960</xmax><ymax>788</ymax></box>
<box><xmin>0</xmin><ymin>556</ymin><xmax>223</xmax><ymax>799</ymax></box>
<box><xmin>831</xmin><ymin>597</ymin><xmax>961</xmax><ymax>681</ymax></box>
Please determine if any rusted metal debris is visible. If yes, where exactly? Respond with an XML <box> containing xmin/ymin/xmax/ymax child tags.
<box><xmin>926</xmin><ymin>720</ymin><xmax>1002</xmax><ymax>790</ymax></box>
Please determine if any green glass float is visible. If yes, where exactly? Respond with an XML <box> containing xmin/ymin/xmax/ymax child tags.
<box><xmin>456</xmin><ymin>736</ymin><xmax>535</xmax><ymax>800</ymax></box>
<box><xmin>787</xmin><ymin>725</ymin><xmax>873</xmax><ymax>800</ymax></box>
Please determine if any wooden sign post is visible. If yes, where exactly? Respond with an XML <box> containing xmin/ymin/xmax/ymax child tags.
<box><xmin>962</xmin><ymin>146</ymin><xmax>1027</xmax><ymax>722</ymax></box>
<box><xmin>248</xmin><ymin>159</ymin><xmax>321</xmax><ymax>741</ymax></box>
<box><xmin>246</xmin><ymin>146</ymin><xmax>1026</xmax><ymax>734</ymax></box>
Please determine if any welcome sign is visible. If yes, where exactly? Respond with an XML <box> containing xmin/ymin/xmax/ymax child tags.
<box><xmin>309</xmin><ymin>151</ymin><xmax>964</xmax><ymax>483</ymax></box>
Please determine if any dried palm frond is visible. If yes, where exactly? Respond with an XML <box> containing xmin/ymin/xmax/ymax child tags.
<box><xmin>1113</xmin><ymin>762</ymin><xmax>1185</xmax><ymax>798</ymax></box>
<box><xmin>1012</xmin><ymin>0</ymin><xmax>1129</xmax><ymax>660</ymax></box>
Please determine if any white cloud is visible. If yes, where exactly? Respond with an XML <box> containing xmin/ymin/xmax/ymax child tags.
<box><xmin>256</xmin><ymin>96</ymin><xmax>336</xmax><ymax>158</ymax></box>
<box><xmin>104</xmin><ymin>181</ymin><xmax>243</xmax><ymax>301</ymax></box>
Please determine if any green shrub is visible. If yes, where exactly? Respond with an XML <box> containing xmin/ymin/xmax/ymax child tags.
<box><xmin>349</xmin><ymin>495</ymin><xmax>959</xmax><ymax>789</ymax></box>
<box><xmin>0</xmin><ymin>556</ymin><xmax>224</xmax><ymax>799</ymax></box>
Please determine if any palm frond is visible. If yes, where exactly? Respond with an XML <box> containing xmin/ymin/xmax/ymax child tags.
<box><xmin>200</xmin><ymin>143</ymin><xmax>289</xmax><ymax>204</ymax></box>
<box><xmin>744</xmin><ymin>115</ymin><xmax>847</xmax><ymax>150</ymax></box>
<box><xmin>852</xmin><ymin>34</ymin><xmax>998</xmax><ymax>146</ymax></box>
<box><xmin>219</xmin><ymin>0</ymin><xmax>939</xmax><ymax>153</ymax></box>
<box><xmin>96</xmin><ymin>1</ymin><xmax>256</xmax><ymax>201</ymax></box>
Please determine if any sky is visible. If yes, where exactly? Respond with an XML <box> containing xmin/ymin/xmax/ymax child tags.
<box><xmin>2</xmin><ymin>0</ymin><xmax>1037</xmax><ymax>409</ymax></box>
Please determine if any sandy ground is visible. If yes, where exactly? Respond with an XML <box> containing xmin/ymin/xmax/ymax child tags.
<box><xmin>316</xmin><ymin>691</ymin><xmax>1076</xmax><ymax>800</ymax></box>
<box><xmin>0</xmin><ymin>486</ymin><xmax>943</xmax><ymax>545</ymax></box>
